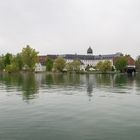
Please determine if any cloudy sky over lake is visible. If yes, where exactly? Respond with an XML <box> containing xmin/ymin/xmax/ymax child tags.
<box><xmin>0</xmin><ymin>0</ymin><xmax>140</xmax><ymax>58</ymax></box>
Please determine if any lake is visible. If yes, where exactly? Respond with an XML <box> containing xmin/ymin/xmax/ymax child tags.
<box><xmin>0</xmin><ymin>72</ymin><xmax>140</xmax><ymax>140</ymax></box>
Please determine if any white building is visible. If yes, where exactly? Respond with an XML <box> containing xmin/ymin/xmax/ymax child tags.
<box><xmin>62</xmin><ymin>47</ymin><xmax>122</xmax><ymax>70</ymax></box>
<box><xmin>35</xmin><ymin>63</ymin><xmax>46</xmax><ymax>72</ymax></box>
<box><xmin>36</xmin><ymin>47</ymin><xmax>122</xmax><ymax>72</ymax></box>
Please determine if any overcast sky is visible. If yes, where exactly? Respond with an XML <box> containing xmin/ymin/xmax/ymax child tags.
<box><xmin>0</xmin><ymin>0</ymin><xmax>140</xmax><ymax>58</ymax></box>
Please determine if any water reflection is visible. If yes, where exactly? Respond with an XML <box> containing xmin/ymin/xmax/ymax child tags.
<box><xmin>0</xmin><ymin>73</ymin><xmax>39</xmax><ymax>100</ymax></box>
<box><xmin>22</xmin><ymin>73</ymin><xmax>39</xmax><ymax>100</ymax></box>
<box><xmin>114</xmin><ymin>74</ymin><xmax>128</xmax><ymax>86</ymax></box>
<box><xmin>86</xmin><ymin>74</ymin><xmax>93</xmax><ymax>100</ymax></box>
<box><xmin>0</xmin><ymin>72</ymin><xmax>139</xmax><ymax>100</ymax></box>
<box><xmin>95</xmin><ymin>74</ymin><xmax>113</xmax><ymax>86</ymax></box>
<box><xmin>44</xmin><ymin>73</ymin><xmax>81</xmax><ymax>88</ymax></box>
<box><xmin>135</xmin><ymin>73</ymin><xmax>140</xmax><ymax>94</ymax></box>
<box><xmin>45</xmin><ymin>74</ymin><xmax>54</xmax><ymax>86</ymax></box>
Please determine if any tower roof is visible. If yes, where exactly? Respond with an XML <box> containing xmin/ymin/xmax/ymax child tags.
<box><xmin>87</xmin><ymin>47</ymin><xmax>93</xmax><ymax>54</ymax></box>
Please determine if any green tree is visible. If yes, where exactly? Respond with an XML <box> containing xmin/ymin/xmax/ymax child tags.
<box><xmin>96</xmin><ymin>60</ymin><xmax>112</xmax><ymax>73</ymax></box>
<box><xmin>102</xmin><ymin>61</ymin><xmax>112</xmax><ymax>72</ymax></box>
<box><xmin>53</xmin><ymin>57</ymin><xmax>66</xmax><ymax>72</ymax></box>
<box><xmin>96</xmin><ymin>61</ymin><xmax>103</xmax><ymax>71</ymax></box>
<box><xmin>66</xmin><ymin>62</ymin><xmax>73</xmax><ymax>72</ymax></box>
<box><xmin>5</xmin><ymin>63</ymin><xmax>19</xmax><ymax>73</ymax></box>
<box><xmin>0</xmin><ymin>55</ymin><xmax>5</xmax><ymax>70</ymax></box>
<box><xmin>21</xmin><ymin>45</ymin><xmax>39</xmax><ymax>71</ymax></box>
<box><xmin>66</xmin><ymin>60</ymin><xmax>80</xmax><ymax>72</ymax></box>
<box><xmin>72</xmin><ymin>60</ymin><xmax>80</xmax><ymax>72</ymax></box>
<box><xmin>114</xmin><ymin>56</ymin><xmax>128</xmax><ymax>72</ymax></box>
<box><xmin>0</xmin><ymin>53</ymin><xmax>21</xmax><ymax>72</ymax></box>
<box><xmin>5</xmin><ymin>54</ymin><xmax>21</xmax><ymax>73</ymax></box>
<box><xmin>46</xmin><ymin>57</ymin><xmax>54</xmax><ymax>71</ymax></box>
<box><xmin>15</xmin><ymin>53</ymin><xmax>23</xmax><ymax>70</ymax></box>
<box><xmin>4</xmin><ymin>53</ymin><xmax>13</xmax><ymax>67</ymax></box>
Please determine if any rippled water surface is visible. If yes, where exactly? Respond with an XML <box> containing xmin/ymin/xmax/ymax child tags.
<box><xmin>0</xmin><ymin>73</ymin><xmax>140</xmax><ymax>140</ymax></box>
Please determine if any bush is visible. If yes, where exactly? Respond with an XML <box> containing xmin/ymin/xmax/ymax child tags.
<box><xmin>96</xmin><ymin>61</ymin><xmax>112</xmax><ymax>73</ymax></box>
<box><xmin>5</xmin><ymin>63</ymin><xmax>19</xmax><ymax>73</ymax></box>
<box><xmin>53</xmin><ymin>57</ymin><xmax>66</xmax><ymax>72</ymax></box>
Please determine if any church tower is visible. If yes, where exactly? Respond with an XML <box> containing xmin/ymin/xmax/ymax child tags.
<box><xmin>87</xmin><ymin>46</ymin><xmax>93</xmax><ymax>55</ymax></box>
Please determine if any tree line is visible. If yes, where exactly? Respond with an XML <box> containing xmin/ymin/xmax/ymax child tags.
<box><xmin>0</xmin><ymin>45</ymin><xmax>81</xmax><ymax>73</ymax></box>
<box><xmin>0</xmin><ymin>45</ymin><xmax>38</xmax><ymax>72</ymax></box>
<box><xmin>0</xmin><ymin>45</ymin><xmax>139</xmax><ymax>73</ymax></box>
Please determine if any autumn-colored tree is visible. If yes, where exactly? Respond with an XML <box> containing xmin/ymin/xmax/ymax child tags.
<box><xmin>66</xmin><ymin>60</ymin><xmax>81</xmax><ymax>72</ymax></box>
<box><xmin>53</xmin><ymin>57</ymin><xmax>66</xmax><ymax>72</ymax></box>
<box><xmin>96</xmin><ymin>61</ymin><xmax>112</xmax><ymax>72</ymax></box>
<box><xmin>72</xmin><ymin>60</ymin><xmax>81</xmax><ymax>72</ymax></box>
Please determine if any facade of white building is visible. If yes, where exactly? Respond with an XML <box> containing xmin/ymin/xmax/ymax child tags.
<box><xmin>35</xmin><ymin>63</ymin><xmax>46</xmax><ymax>72</ymax></box>
<box><xmin>62</xmin><ymin>47</ymin><xmax>122</xmax><ymax>71</ymax></box>
<box><xmin>35</xmin><ymin>47</ymin><xmax>122</xmax><ymax>72</ymax></box>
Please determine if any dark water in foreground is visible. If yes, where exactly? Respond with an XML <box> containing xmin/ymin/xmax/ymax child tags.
<box><xmin>0</xmin><ymin>73</ymin><xmax>140</xmax><ymax>140</ymax></box>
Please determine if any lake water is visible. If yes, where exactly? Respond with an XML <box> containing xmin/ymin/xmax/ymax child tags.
<box><xmin>0</xmin><ymin>72</ymin><xmax>140</xmax><ymax>140</ymax></box>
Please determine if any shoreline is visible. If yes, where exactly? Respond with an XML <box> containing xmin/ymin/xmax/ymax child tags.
<box><xmin>1</xmin><ymin>70</ymin><xmax>138</xmax><ymax>75</ymax></box>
